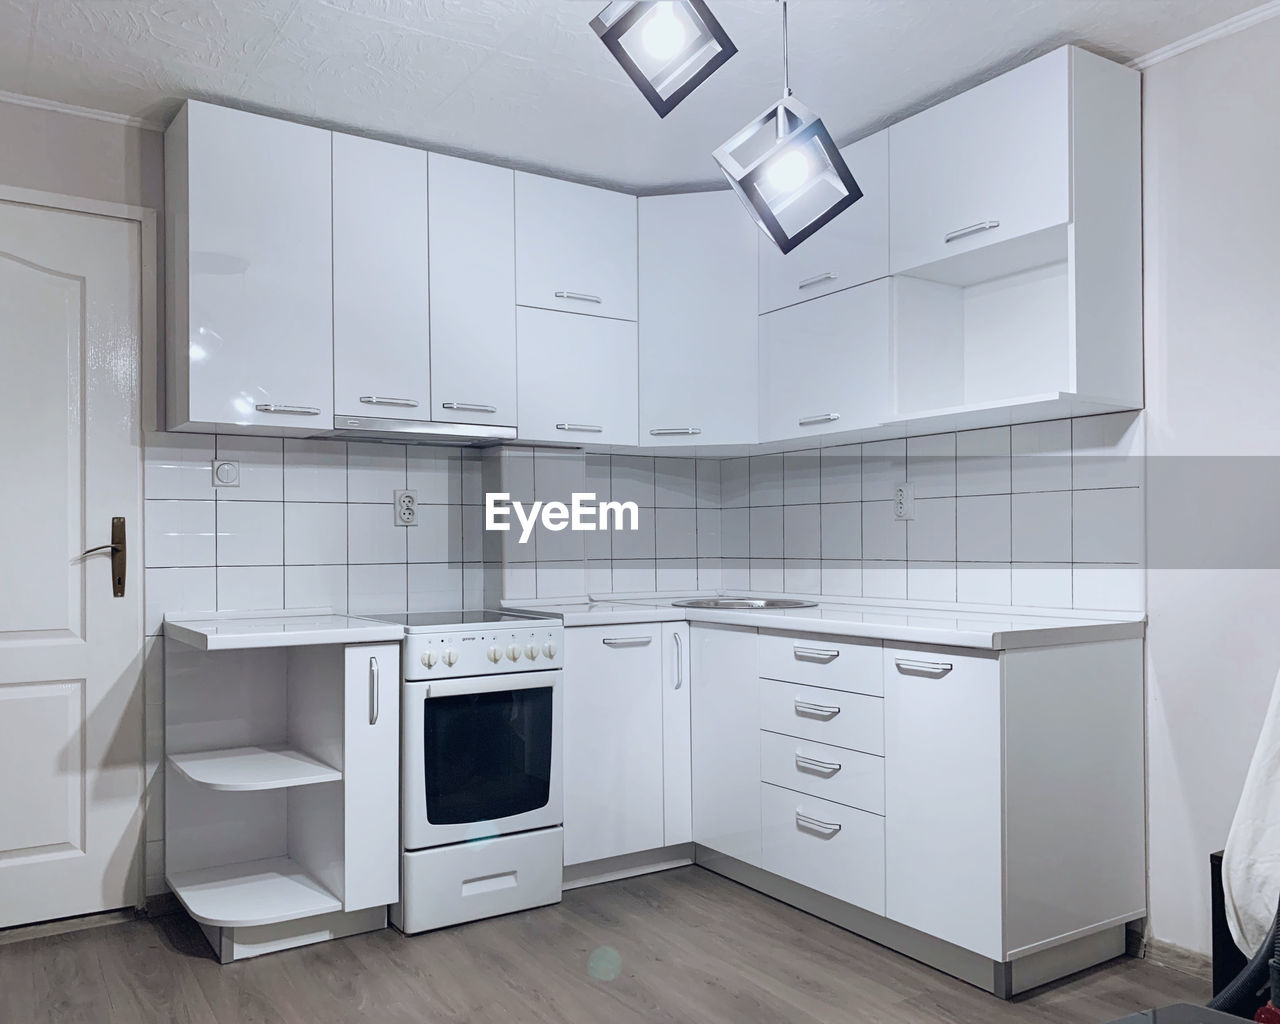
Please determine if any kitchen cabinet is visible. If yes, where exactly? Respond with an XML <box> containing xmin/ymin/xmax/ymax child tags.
<box><xmin>690</xmin><ymin>624</ymin><xmax>760</xmax><ymax>866</ymax></box>
<box><xmin>758</xmin><ymin>279</ymin><xmax>893</xmax><ymax>442</ymax></box>
<box><xmin>332</xmin><ymin>134</ymin><xmax>430</xmax><ymax>423</ymax></box>
<box><xmin>758</xmin><ymin>130</ymin><xmax>889</xmax><ymax>314</ymax></box>
<box><xmin>638</xmin><ymin>192</ymin><xmax>758</xmax><ymax>446</ymax></box>
<box><xmin>515</xmin><ymin>172</ymin><xmax>637</xmax><ymax>321</ymax></box>
<box><xmin>516</xmin><ymin>307</ymin><xmax>639</xmax><ymax>446</ymax></box>
<box><xmin>428</xmin><ymin>153</ymin><xmax>518</xmax><ymax>426</ymax></box>
<box><xmin>662</xmin><ymin>623</ymin><xmax>692</xmax><ymax>846</ymax></box>
<box><xmin>562</xmin><ymin>625</ymin><xmax>665</xmax><ymax>866</ymax></box>
<box><xmin>165</xmin><ymin>101</ymin><xmax>333</xmax><ymax>434</ymax></box>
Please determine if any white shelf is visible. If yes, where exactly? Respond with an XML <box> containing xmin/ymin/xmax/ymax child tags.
<box><xmin>168</xmin><ymin>857</ymin><xmax>342</xmax><ymax>928</ymax></box>
<box><xmin>168</xmin><ymin>746</ymin><xmax>341</xmax><ymax>792</ymax></box>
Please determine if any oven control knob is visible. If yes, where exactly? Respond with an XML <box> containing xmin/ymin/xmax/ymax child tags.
<box><xmin>442</xmin><ymin>648</ymin><xmax>458</xmax><ymax>667</ymax></box>
<box><xmin>525</xmin><ymin>643</ymin><xmax>539</xmax><ymax>660</ymax></box>
<box><xmin>487</xmin><ymin>645</ymin><xmax>502</xmax><ymax>663</ymax></box>
<box><xmin>420</xmin><ymin>651</ymin><xmax>437</xmax><ymax>669</ymax></box>
<box><xmin>543</xmin><ymin>641</ymin><xmax>558</xmax><ymax>659</ymax></box>
<box><xmin>506</xmin><ymin>644</ymin><xmax>521</xmax><ymax>661</ymax></box>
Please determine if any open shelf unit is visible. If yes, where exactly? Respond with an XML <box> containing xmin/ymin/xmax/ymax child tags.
<box><xmin>168</xmin><ymin>856</ymin><xmax>342</xmax><ymax>928</ymax></box>
<box><xmin>167</xmin><ymin>746</ymin><xmax>342</xmax><ymax>792</ymax></box>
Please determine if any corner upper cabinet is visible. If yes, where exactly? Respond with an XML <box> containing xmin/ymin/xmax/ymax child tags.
<box><xmin>639</xmin><ymin>192</ymin><xmax>758</xmax><ymax>446</ymax></box>
<box><xmin>166</xmin><ymin>101</ymin><xmax>333</xmax><ymax>434</ymax></box>
<box><xmin>332</xmin><ymin>133</ymin><xmax>430</xmax><ymax>424</ymax></box>
<box><xmin>515</xmin><ymin>172</ymin><xmax>637</xmax><ymax>322</ymax></box>
<box><xmin>758</xmin><ymin>130</ymin><xmax>889</xmax><ymax>314</ymax></box>
<box><xmin>428</xmin><ymin>154</ymin><xmax>518</xmax><ymax>427</ymax></box>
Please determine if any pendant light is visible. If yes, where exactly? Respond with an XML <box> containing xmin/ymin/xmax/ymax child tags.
<box><xmin>591</xmin><ymin>1</ymin><xmax>738</xmax><ymax>118</ymax></box>
<box><xmin>713</xmin><ymin>0</ymin><xmax>861</xmax><ymax>254</ymax></box>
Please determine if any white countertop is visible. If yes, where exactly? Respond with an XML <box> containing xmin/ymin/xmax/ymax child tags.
<box><xmin>506</xmin><ymin>594</ymin><xmax>1145</xmax><ymax>650</ymax></box>
<box><xmin>163</xmin><ymin>611</ymin><xmax>405</xmax><ymax>651</ymax></box>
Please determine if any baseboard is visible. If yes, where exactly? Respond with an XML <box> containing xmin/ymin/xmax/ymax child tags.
<box><xmin>563</xmin><ymin>844</ymin><xmax>694</xmax><ymax>890</ymax></box>
<box><xmin>1144</xmin><ymin>938</ymin><xmax>1214</xmax><ymax>983</ymax></box>
<box><xmin>0</xmin><ymin>907</ymin><xmax>137</xmax><ymax>946</ymax></box>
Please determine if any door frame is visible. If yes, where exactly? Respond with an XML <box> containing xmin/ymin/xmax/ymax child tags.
<box><xmin>0</xmin><ymin>183</ymin><xmax>159</xmax><ymax>913</ymax></box>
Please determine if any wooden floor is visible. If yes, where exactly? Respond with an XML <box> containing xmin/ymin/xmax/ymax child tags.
<box><xmin>1</xmin><ymin>867</ymin><xmax>1206</xmax><ymax>1024</ymax></box>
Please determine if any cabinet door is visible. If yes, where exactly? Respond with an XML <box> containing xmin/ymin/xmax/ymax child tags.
<box><xmin>176</xmin><ymin>101</ymin><xmax>333</xmax><ymax>430</ymax></box>
<box><xmin>690</xmin><ymin>624</ymin><xmax>760</xmax><ymax>866</ymax></box>
<box><xmin>639</xmin><ymin>192</ymin><xmax>757</xmax><ymax>446</ymax></box>
<box><xmin>758</xmin><ymin>131</ymin><xmax>889</xmax><ymax>314</ymax></box>
<box><xmin>662</xmin><ymin>623</ymin><xmax>692</xmax><ymax>846</ymax></box>
<box><xmin>563</xmin><ymin>626</ymin><xmax>665</xmax><ymax>866</ymax></box>
<box><xmin>515</xmin><ymin>172</ymin><xmax>637</xmax><ymax>321</ymax></box>
<box><xmin>889</xmin><ymin>48</ymin><xmax>1070</xmax><ymax>274</ymax></box>
<box><xmin>516</xmin><ymin>307</ymin><xmax>638</xmax><ymax>446</ymax></box>
<box><xmin>428</xmin><ymin>153</ymin><xmax>518</xmax><ymax>426</ymax></box>
<box><xmin>332</xmin><ymin>133</ymin><xmax>429</xmax><ymax>420</ymax></box>
<box><xmin>883</xmin><ymin>646</ymin><xmax>1003</xmax><ymax>959</ymax></box>
<box><xmin>758</xmin><ymin>279</ymin><xmax>892</xmax><ymax>442</ymax></box>
<box><xmin>343</xmin><ymin>643</ymin><xmax>400</xmax><ymax>911</ymax></box>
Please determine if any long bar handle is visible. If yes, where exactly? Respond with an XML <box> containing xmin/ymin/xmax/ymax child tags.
<box><xmin>673</xmin><ymin>631</ymin><xmax>684</xmax><ymax>690</ymax></box>
<box><xmin>649</xmin><ymin>427</ymin><xmax>702</xmax><ymax>436</ymax></box>
<box><xmin>795</xmin><ymin>753</ymin><xmax>842</xmax><ymax>775</ymax></box>
<box><xmin>556</xmin><ymin>423</ymin><xmax>604</xmax><ymax>433</ymax></box>
<box><xmin>944</xmin><ymin>220</ymin><xmax>1000</xmax><ymax>243</ymax></box>
<box><xmin>359</xmin><ymin>396</ymin><xmax>419</xmax><ymax>408</ymax></box>
<box><xmin>442</xmin><ymin>402</ymin><xmax>498</xmax><ymax>414</ymax></box>
<box><xmin>894</xmin><ymin>658</ymin><xmax>954</xmax><ymax>677</ymax></box>
<box><xmin>255</xmin><ymin>403</ymin><xmax>321</xmax><ymax>416</ymax></box>
<box><xmin>369</xmin><ymin>657</ymin><xmax>380</xmax><ymax>725</ymax></box>
<box><xmin>796</xmin><ymin>812</ymin><xmax>843</xmax><ymax>836</ymax></box>
<box><xmin>798</xmin><ymin>271</ymin><xmax>838</xmax><ymax>289</ymax></box>
<box><xmin>794</xmin><ymin>645</ymin><xmax>840</xmax><ymax>664</ymax></box>
<box><xmin>799</xmin><ymin>413</ymin><xmax>840</xmax><ymax>427</ymax></box>
<box><xmin>555</xmin><ymin>290</ymin><xmax>603</xmax><ymax>304</ymax></box>
<box><xmin>603</xmin><ymin>636</ymin><xmax>653</xmax><ymax>648</ymax></box>
<box><xmin>794</xmin><ymin>699</ymin><xmax>841</xmax><ymax>718</ymax></box>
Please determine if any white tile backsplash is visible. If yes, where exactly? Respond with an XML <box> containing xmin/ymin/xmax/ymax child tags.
<box><xmin>749</xmin><ymin>506</ymin><xmax>784</xmax><ymax>558</ymax></box>
<box><xmin>215</xmin><ymin>435</ymin><xmax>283</xmax><ymax>501</ymax></box>
<box><xmin>783</xmin><ymin>504</ymin><xmax>821</xmax><ymax>559</ymax></box>
<box><xmin>144</xmin><ymin>566</ymin><xmax>216</xmax><ymax>635</ymax></box>
<box><xmin>656</xmin><ymin>508</ymin><xmax>698</xmax><ymax>559</ymax></box>
<box><xmin>347</xmin><ymin>503</ymin><xmax>407</xmax><ymax>564</ymax></box>
<box><xmin>862</xmin><ymin>439</ymin><xmax>906</xmax><ymax>501</ymax></box>
<box><xmin>285</xmin><ymin>564</ymin><xmax>348</xmax><ymax>612</ymax></box>
<box><xmin>956</xmin><ymin>426</ymin><xmax>1011</xmax><ymax>496</ymax></box>
<box><xmin>783</xmin><ymin>451</ymin><xmax>821</xmax><ymax>505</ymax></box>
<box><xmin>144</xmin><ymin>433</ymin><xmax>216</xmax><ymax>500</ymax></box>
<box><xmin>347</xmin><ymin>442</ymin><xmax>406</xmax><ymax>503</ymax></box>
<box><xmin>217</xmin><ymin>565</ymin><xmax>284</xmax><ymax>612</ymax></box>
<box><xmin>1011</xmin><ymin>490</ymin><xmax>1073</xmax><ymax>563</ymax></box>
<box><xmin>956</xmin><ymin>495</ymin><xmax>1012</xmax><ymax>562</ymax></box>
<box><xmin>408</xmin><ymin>447</ymin><xmax>463</xmax><ymax>505</ymax></box>
<box><xmin>348</xmin><ymin>563</ymin><xmax>407</xmax><ymax>613</ymax></box>
<box><xmin>1073</xmin><ymin>487</ymin><xmax>1143</xmax><ymax>564</ymax></box>
<box><xmin>1011</xmin><ymin>420</ymin><xmax>1072</xmax><ymax>493</ymax></box>
<box><xmin>820</xmin><ymin>502</ymin><xmax>861</xmax><ymax>560</ymax></box>
<box><xmin>283</xmin><ymin>439</ymin><xmax>347</xmax><ymax>502</ymax></box>
<box><xmin>284</xmin><ymin>502</ymin><xmax>347</xmax><ymax>565</ymax></box>
<box><xmin>216</xmin><ymin>500</ymin><xmax>284</xmax><ymax>567</ymax></box>
<box><xmin>144</xmin><ymin>499</ymin><xmax>216</xmax><ymax>568</ymax></box>
<box><xmin>654</xmin><ymin>458</ymin><xmax>697</xmax><ymax>508</ymax></box>
<box><xmin>907</xmin><ymin>497</ymin><xmax>956</xmax><ymax>562</ymax></box>
<box><xmin>907</xmin><ymin>434</ymin><xmax>957</xmax><ymax>498</ymax></box>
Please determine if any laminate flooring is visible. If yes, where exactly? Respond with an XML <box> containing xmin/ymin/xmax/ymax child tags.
<box><xmin>0</xmin><ymin>867</ymin><xmax>1207</xmax><ymax>1024</ymax></box>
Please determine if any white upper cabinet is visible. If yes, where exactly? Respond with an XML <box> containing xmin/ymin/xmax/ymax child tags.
<box><xmin>889</xmin><ymin>48</ymin><xmax>1070</xmax><ymax>275</ymax></box>
<box><xmin>516</xmin><ymin>307</ymin><xmax>638</xmax><ymax>446</ymax></box>
<box><xmin>515</xmin><ymin>172</ymin><xmax>638</xmax><ymax>321</ymax></box>
<box><xmin>638</xmin><ymin>192</ymin><xmax>758</xmax><ymax>446</ymax></box>
<box><xmin>428</xmin><ymin>153</ymin><xmax>518</xmax><ymax>427</ymax></box>
<box><xmin>166</xmin><ymin>101</ymin><xmax>333</xmax><ymax>433</ymax></box>
<box><xmin>758</xmin><ymin>130</ymin><xmax>889</xmax><ymax>314</ymax></box>
<box><xmin>332</xmin><ymin>133</ymin><xmax>430</xmax><ymax>423</ymax></box>
<box><xmin>758</xmin><ymin>279</ymin><xmax>893</xmax><ymax>442</ymax></box>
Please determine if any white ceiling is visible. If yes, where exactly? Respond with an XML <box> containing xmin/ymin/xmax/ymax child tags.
<box><xmin>0</xmin><ymin>0</ymin><xmax>1262</xmax><ymax>191</ymax></box>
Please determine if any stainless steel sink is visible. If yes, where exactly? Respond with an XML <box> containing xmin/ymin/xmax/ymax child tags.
<box><xmin>672</xmin><ymin>597</ymin><xmax>818</xmax><ymax>610</ymax></box>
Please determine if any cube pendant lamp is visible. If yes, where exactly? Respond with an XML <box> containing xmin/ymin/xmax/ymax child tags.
<box><xmin>591</xmin><ymin>1</ymin><xmax>738</xmax><ymax>118</ymax></box>
<box><xmin>713</xmin><ymin>1</ymin><xmax>862</xmax><ymax>253</ymax></box>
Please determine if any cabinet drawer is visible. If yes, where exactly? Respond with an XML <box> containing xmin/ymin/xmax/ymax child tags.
<box><xmin>758</xmin><ymin>632</ymin><xmax>882</xmax><ymax>695</ymax></box>
<box><xmin>761</xmin><ymin>783</ymin><xmax>884</xmax><ymax>914</ymax></box>
<box><xmin>759</xmin><ymin>679</ymin><xmax>883</xmax><ymax>756</ymax></box>
<box><xmin>760</xmin><ymin>731</ymin><xmax>884</xmax><ymax>816</ymax></box>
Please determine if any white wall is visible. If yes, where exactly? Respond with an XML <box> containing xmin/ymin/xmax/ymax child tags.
<box><xmin>1143</xmin><ymin>12</ymin><xmax>1280</xmax><ymax>954</ymax></box>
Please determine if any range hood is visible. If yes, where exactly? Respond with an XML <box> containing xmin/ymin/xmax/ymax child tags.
<box><xmin>328</xmin><ymin>414</ymin><xmax>517</xmax><ymax>447</ymax></box>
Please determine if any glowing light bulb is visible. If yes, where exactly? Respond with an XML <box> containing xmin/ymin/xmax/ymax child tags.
<box><xmin>766</xmin><ymin>147</ymin><xmax>814</xmax><ymax>194</ymax></box>
<box><xmin>641</xmin><ymin>3</ymin><xmax>687</xmax><ymax>62</ymax></box>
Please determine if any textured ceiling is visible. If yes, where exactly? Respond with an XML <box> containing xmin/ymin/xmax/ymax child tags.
<box><xmin>0</xmin><ymin>0</ymin><xmax>1263</xmax><ymax>191</ymax></box>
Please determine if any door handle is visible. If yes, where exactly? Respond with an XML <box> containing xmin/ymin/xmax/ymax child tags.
<box><xmin>944</xmin><ymin>220</ymin><xmax>1000</xmax><ymax>244</ymax></box>
<box><xmin>799</xmin><ymin>413</ymin><xmax>840</xmax><ymax>427</ymax></box>
<box><xmin>359</xmin><ymin>396</ymin><xmax>419</xmax><ymax>408</ymax></box>
<box><xmin>442</xmin><ymin>402</ymin><xmax>498</xmax><ymax>414</ymax></box>
<box><xmin>603</xmin><ymin>636</ymin><xmax>653</xmax><ymax>648</ymax></box>
<box><xmin>798</xmin><ymin>271</ymin><xmax>838</xmax><ymax>289</ymax></box>
<box><xmin>369</xmin><ymin>657</ymin><xmax>380</xmax><ymax>725</ymax></box>
<box><xmin>795</xmin><ymin>753</ymin><xmax>842</xmax><ymax>775</ymax></box>
<box><xmin>673</xmin><ymin>631</ymin><xmax>683</xmax><ymax>690</ymax></box>
<box><xmin>794</xmin><ymin>645</ymin><xmax>840</xmax><ymax>664</ymax></box>
<box><xmin>649</xmin><ymin>428</ymin><xmax>702</xmax><ymax>437</ymax></box>
<box><xmin>796</xmin><ymin>812</ymin><xmax>843</xmax><ymax>836</ymax></box>
<box><xmin>254</xmin><ymin>403</ymin><xmax>321</xmax><ymax>416</ymax></box>
<box><xmin>894</xmin><ymin>658</ymin><xmax>953</xmax><ymax>677</ymax></box>
<box><xmin>794</xmin><ymin>699</ymin><xmax>841</xmax><ymax>719</ymax></box>
<box><xmin>555</xmin><ymin>290</ymin><xmax>603</xmax><ymax>304</ymax></box>
<box><xmin>555</xmin><ymin>423</ymin><xmax>604</xmax><ymax>434</ymax></box>
<box><xmin>81</xmin><ymin>517</ymin><xmax>126</xmax><ymax>598</ymax></box>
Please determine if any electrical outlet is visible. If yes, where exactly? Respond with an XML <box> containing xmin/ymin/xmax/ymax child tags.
<box><xmin>394</xmin><ymin>489</ymin><xmax>418</xmax><ymax>527</ymax></box>
<box><xmin>893</xmin><ymin>482</ymin><xmax>915</xmax><ymax>521</ymax></box>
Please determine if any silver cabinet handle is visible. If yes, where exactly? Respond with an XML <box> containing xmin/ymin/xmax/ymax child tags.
<box><xmin>944</xmin><ymin>220</ymin><xmax>1000</xmax><ymax>243</ymax></box>
<box><xmin>895</xmin><ymin>658</ymin><xmax>954</xmax><ymax>677</ymax></box>
<box><xmin>794</xmin><ymin>699</ymin><xmax>841</xmax><ymax>719</ymax></box>
<box><xmin>555</xmin><ymin>290</ymin><xmax>602</xmax><ymax>304</ymax></box>
<box><xmin>255</xmin><ymin>403</ymin><xmax>321</xmax><ymax>416</ymax></box>
<box><xmin>799</xmin><ymin>413</ymin><xmax>840</xmax><ymax>427</ymax></box>
<box><xmin>603</xmin><ymin>636</ymin><xmax>653</xmax><ymax>648</ymax></box>
<box><xmin>442</xmin><ymin>402</ymin><xmax>498</xmax><ymax>414</ymax></box>
<box><xmin>796</xmin><ymin>812</ymin><xmax>842</xmax><ymax>836</ymax></box>
<box><xmin>798</xmin><ymin>271</ymin><xmax>838</xmax><ymax>289</ymax></box>
<box><xmin>649</xmin><ymin>428</ymin><xmax>702</xmax><ymax>437</ymax></box>
<box><xmin>795</xmin><ymin>753</ymin><xmax>842</xmax><ymax>775</ymax></box>
<box><xmin>359</xmin><ymin>396</ymin><xmax>419</xmax><ymax>408</ymax></box>
<box><xmin>556</xmin><ymin>423</ymin><xmax>604</xmax><ymax>433</ymax></box>
<box><xmin>368</xmin><ymin>656</ymin><xmax>380</xmax><ymax>726</ymax></box>
<box><xmin>794</xmin><ymin>645</ymin><xmax>839</xmax><ymax>664</ymax></box>
<box><xmin>673</xmin><ymin>631</ymin><xmax>684</xmax><ymax>690</ymax></box>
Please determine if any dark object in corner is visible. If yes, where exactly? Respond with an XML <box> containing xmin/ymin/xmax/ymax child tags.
<box><xmin>1213</xmin><ymin>851</ymin><xmax>1249</xmax><ymax>998</ymax></box>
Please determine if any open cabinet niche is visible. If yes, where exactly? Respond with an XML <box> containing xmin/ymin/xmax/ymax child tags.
<box><xmin>164</xmin><ymin>639</ymin><xmax>398</xmax><ymax>963</ymax></box>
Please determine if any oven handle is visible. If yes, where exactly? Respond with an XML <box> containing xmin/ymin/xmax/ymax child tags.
<box><xmin>408</xmin><ymin>671</ymin><xmax>560</xmax><ymax>699</ymax></box>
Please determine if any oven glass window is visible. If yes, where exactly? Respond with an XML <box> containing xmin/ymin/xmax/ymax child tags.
<box><xmin>422</xmin><ymin>687</ymin><xmax>553</xmax><ymax>825</ymax></box>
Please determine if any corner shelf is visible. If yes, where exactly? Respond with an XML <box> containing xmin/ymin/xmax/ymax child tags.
<box><xmin>168</xmin><ymin>857</ymin><xmax>342</xmax><ymax>928</ymax></box>
<box><xmin>167</xmin><ymin>746</ymin><xmax>341</xmax><ymax>792</ymax></box>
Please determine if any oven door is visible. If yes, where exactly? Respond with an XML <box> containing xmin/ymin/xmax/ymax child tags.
<box><xmin>402</xmin><ymin>670</ymin><xmax>562</xmax><ymax>851</ymax></box>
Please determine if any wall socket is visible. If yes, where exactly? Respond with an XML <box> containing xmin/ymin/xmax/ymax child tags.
<box><xmin>893</xmin><ymin>482</ymin><xmax>915</xmax><ymax>521</ymax></box>
<box><xmin>394</xmin><ymin>489</ymin><xmax>418</xmax><ymax>527</ymax></box>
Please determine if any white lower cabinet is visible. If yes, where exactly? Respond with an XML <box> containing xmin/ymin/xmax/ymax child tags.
<box><xmin>562</xmin><ymin>625</ymin><xmax>665</xmax><ymax>866</ymax></box>
<box><xmin>759</xmin><ymin>678</ymin><xmax>884</xmax><ymax>756</ymax></box>
<box><xmin>662</xmin><ymin>623</ymin><xmax>693</xmax><ymax>846</ymax></box>
<box><xmin>690</xmin><ymin>624</ymin><xmax>761</xmax><ymax>867</ymax></box>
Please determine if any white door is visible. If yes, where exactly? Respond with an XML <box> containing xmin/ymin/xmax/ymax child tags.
<box><xmin>661</xmin><ymin>623</ymin><xmax>692</xmax><ymax>846</ymax></box>
<box><xmin>0</xmin><ymin>199</ymin><xmax>144</xmax><ymax>926</ymax></box>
